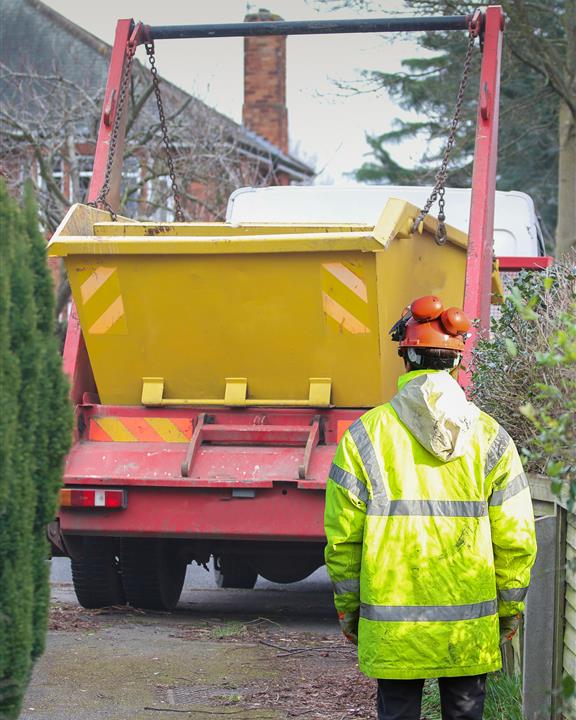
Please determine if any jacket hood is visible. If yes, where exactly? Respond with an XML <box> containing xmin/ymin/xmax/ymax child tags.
<box><xmin>390</xmin><ymin>370</ymin><xmax>480</xmax><ymax>462</ymax></box>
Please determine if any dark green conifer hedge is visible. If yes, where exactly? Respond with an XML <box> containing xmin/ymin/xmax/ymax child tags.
<box><xmin>0</xmin><ymin>180</ymin><xmax>72</xmax><ymax>719</ymax></box>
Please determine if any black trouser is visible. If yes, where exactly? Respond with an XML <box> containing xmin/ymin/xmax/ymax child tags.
<box><xmin>377</xmin><ymin>674</ymin><xmax>487</xmax><ymax>720</ymax></box>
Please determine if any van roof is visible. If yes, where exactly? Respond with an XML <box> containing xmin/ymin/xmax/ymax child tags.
<box><xmin>226</xmin><ymin>185</ymin><xmax>543</xmax><ymax>257</ymax></box>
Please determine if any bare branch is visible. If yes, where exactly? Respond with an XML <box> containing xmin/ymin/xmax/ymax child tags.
<box><xmin>0</xmin><ymin>58</ymin><xmax>285</xmax><ymax>236</ymax></box>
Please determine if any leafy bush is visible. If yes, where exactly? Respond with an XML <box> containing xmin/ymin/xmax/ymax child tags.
<box><xmin>471</xmin><ymin>252</ymin><xmax>576</xmax><ymax>507</ymax></box>
<box><xmin>0</xmin><ymin>181</ymin><xmax>72</xmax><ymax>718</ymax></box>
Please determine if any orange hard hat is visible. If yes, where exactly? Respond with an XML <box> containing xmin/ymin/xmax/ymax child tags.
<box><xmin>389</xmin><ymin>295</ymin><xmax>471</xmax><ymax>352</ymax></box>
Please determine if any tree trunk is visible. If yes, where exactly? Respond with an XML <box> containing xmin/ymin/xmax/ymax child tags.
<box><xmin>555</xmin><ymin>101</ymin><xmax>576</xmax><ymax>257</ymax></box>
<box><xmin>555</xmin><ymin>0</ymin><xmax>576</xmax><ymax>257</ymax></box>
<box><xmin>67</xmin><ymin>130</ymin><xmax>80</xmax><ymax>203</ymax></box>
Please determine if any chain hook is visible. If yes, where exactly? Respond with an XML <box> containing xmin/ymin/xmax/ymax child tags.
<box><xmin>468</xmin><ymin>8</ymin><xmax>482</xmax><ymax>38</ymax></box>
<box><xmin>435</xmin><ymin>187</ymin><xmax>447</xmax><ymax>245</ymax></box>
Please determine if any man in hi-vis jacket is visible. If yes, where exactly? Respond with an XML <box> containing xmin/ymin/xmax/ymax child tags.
<box><xmin>324</xmin><ymin>295</ymin><xmax>537</xmax><ymax>720</ymax></box>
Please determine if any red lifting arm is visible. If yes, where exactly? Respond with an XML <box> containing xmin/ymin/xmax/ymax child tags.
<box><xmin>461</xmin><ymin>5</ymin><xmax>505</xmax><ymax>389</ymax></box>
<box><xmin>63</xmin><ymin>20</ymin><xmax>144</xmax><ymax>406</ymax></box>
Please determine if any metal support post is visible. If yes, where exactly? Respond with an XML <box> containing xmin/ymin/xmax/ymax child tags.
<box><xmin>461</xmin><ymin>5</ymin><xmax>505</xmax><ymax>389</ymax></box>
<box><xmin>88</xmin><ymin>18</ymin><xmax>134</xmax><ymax>209</ymax></box>
<box><xmin>63</xmin><ymin>19</ymin><xmax>134</xmax><ymax>405</ymax></box>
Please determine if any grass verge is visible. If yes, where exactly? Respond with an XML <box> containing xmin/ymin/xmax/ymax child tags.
<box><xmin>421</xmin><ymin>672</ymin><xmax>522</xmax><ymax>720</ymax></box>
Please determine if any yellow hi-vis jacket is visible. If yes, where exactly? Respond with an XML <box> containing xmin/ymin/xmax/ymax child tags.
<box><xmin>324</xmin><ymin>369</ymin><xmax>537</xmax><ymax>679</ymax></box>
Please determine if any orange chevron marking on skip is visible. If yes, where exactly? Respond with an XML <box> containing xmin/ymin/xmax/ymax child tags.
<box><xmin>88</xmin><ymin>296</ymin><xmax>125</xmax><ymax>335</ymax></box>
<box><xmin>75</xmin><ymin>264</ymin><xmax>127</xmax><ymax>336</ymax></box>
<box><xmin>323</xmin><ymin>263</ymin><xmax>368</xmax><ymax>302</ymax></box>
<box><xmin>322</xmin><ymin>293</ymin><xmax>370</xmax><ymax>334</ymax></box>
<box><xmin>80</xmin><ymin>266</ymin><xmax>116</xmax><ymax>303</ymax></box>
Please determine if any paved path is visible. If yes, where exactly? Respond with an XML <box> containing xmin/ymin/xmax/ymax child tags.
<box><xmin>20</xmin><ymin>561</ymin><xmax>343</xmax><ymax>720</ymax></box>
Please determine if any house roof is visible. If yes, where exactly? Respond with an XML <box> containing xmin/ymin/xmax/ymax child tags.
<box><xmin>0</xmin><ymin>0</ymin><xmax>314</xmax><ymax>181</ymax></box>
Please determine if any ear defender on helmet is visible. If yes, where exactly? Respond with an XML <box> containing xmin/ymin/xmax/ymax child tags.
<box><xmin>389</xmin><ymin>306</ymin><xmax>412</xmax><ymax>343</ymax></box>
<box><xmin>411</xmin><ymin>296</ymin><xmax>443</xmax><ymax>323</ymax></box>
<box><xmin>389</xmin><ymin>296</ymin><xmax>472</xmax><ymax>352</ymax></box>
<box><xmin>439</xmin><ymin>307</ymin><xmax>470</xmax><ymax>336</ymax></box>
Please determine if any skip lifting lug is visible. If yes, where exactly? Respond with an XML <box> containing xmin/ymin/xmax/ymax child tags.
<box><xmin>467</xmin><ymin>9</ymin><xmax>482</xmax><ymax>39</ymax></box>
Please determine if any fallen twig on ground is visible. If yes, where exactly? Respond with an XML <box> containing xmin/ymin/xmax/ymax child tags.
<box><xmin>144</xmin><ymin>708</ymin><xmax>278</xmax><ymax>718</ymax></box>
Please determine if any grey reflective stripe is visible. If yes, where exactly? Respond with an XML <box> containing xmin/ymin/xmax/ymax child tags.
<box><xmin>349</xmin><ymin>419</ymin><xmax>387</xmax><ymax>500</ymax></box>
<box><xmin>484</xmin><ymin>425</ymin><xmax>511</xmax><ymax>477</ymax></box>
<box><xmin>328</xmin><ymin>463</ymin><xmax>369</xmax><ymax>504</ymax></box>
<box><xmin>367</xmin><ymin>498</ymin><xmax>488</xmax><ymax>518</ymax></box>
<box><xmin>499</xmin><ymin>587</ymin><xmax>529</xmax><ymax>603</ymax></box>
<box><xmin>489</xmin><ymin>472</ymin><xmax>529</xmax><ymax>506</ymax></box>
<box><xmin>333</xmin><ymin>578</ymin><xmax>360</xmax><ymax>595</ymax></box>
<box><xmin>360</xmin><ymin>599</ymin><xmax>497</xmax><ymax>623</ymax></box>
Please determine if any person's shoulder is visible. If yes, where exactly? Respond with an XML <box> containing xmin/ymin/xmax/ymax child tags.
<box><xmin>477</xmin><ymin>409</ymin><xmax>510</xmax><ymax>442</ymax></box>
<box><xmin>353</xmin><ymin>402</ymin><xmax>395</xmax><ymax>431</ymax></box>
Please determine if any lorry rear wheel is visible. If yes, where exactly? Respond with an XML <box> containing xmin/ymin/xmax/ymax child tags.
<box><xmin>71</xmin><ymin>537</ymin><xmax>126</xmax><ymax>609</ymax></box>
<box><xmin>214</xmin><ymin>555</ymin><xmax>258</xmax><ymax>589</ymax></box>
<box><xmin>120</xmin><ymin>539</ymin><xmax>186</xmax><ymax>610</ymax></box>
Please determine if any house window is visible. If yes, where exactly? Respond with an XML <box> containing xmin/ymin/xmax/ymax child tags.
<box><xmin>73</xmin><ymin>155</ymin><xmax>141</xmax><ymax>213</ymax></box>
<box><xmin>77</xmin><ymin>155</ymin><xmax>94</xmax><ymax>201</ymax></box>
<box><xmin>120</xmin><ymin>157</ymin><xmax>142</xmax><ymax>217</ymax></box>
<box><xmin>36</xmin><ymin>155</ymin><xmax>66</xmax><ymax>195</ymax></box>
<box><xmin>146</xmin><ymin>175</ymin><xmax>175</xmax><ymax>222</ymax></box>
<box><xmin>52</xmin><ymin>156</ymin><xmax>65</xmax><ymax>194</ymax></box>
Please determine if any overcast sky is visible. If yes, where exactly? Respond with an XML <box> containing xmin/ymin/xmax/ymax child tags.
<box><xmin>42</xmin><ymin>0</ymin><xmax>431</xmax><ymax>183</ymax></box>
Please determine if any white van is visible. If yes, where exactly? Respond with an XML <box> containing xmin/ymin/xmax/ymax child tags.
<box><xmin>226</xmin><ymin>185</ymin><xmax>546</xmax><ymax>258</ymax></box>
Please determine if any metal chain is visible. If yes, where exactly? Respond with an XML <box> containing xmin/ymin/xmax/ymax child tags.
<box><xmin>88</xmin><ymin>42</ymin><xmax>137</xmax><ymax>221</ymax></box>
<box><xmin>411</xmin><ymin>29</ymin><xmax>477</xmax><ymax>244</ymax></box>
<box><xmin>145</xmin><ymin>41</ymin><xmax>185</xmax><ymax>222</ymax></box>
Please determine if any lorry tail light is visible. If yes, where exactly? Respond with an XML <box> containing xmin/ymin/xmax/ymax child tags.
<box><xmin>59</xmin><ymin>488</ymin><xmax>127</xmax><ymax>509</ymax></box>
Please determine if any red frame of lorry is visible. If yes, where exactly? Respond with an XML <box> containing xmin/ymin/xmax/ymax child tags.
<box><xmin>53</xmin><ymin>6</ymin><xmax>534</xmax><ymax>550</ymax></box>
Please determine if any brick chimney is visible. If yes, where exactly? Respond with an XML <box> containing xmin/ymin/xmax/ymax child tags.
<box><xmin>242</xmin><ymin>8</ymin><xmax>288</xmax><ymax>154</ymax></box>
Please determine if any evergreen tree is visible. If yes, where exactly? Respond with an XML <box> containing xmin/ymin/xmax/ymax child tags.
<box><xmin>321</xmin><ymin>0</ymin><xmax>574</xmax><ymax>252</ymax></box>
<box><xmin>354</xmin><ymin>12</ymin><xmax>560</xmax><ymax>242</ymax></box>
<box><xmin>0</xmin><ymin>181</ymin><xmax>71</xmax><ymax>719</ymax></box>
<box><xmin>0</xmin><ymin>181</ymin><xmax>24</xmax><ymax>719</ymax></box>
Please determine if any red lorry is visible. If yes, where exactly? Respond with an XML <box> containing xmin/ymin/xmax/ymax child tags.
<box><xmin>48</xmin><ymin>8</ymin><xmax>523</xmax><ymax>610</ymax></box>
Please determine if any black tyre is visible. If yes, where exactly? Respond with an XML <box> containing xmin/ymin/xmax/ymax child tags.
<box><xmin>214</xmin><ymin>555</ymin><xmax>258</xmax><ymax>589</ymax></box>
<box><xmin>71</xmin><ymin>537</ymin><xmax>126</xmax><ymax>609</ymax></box>
<box><xmin>120</xmin><ymin>539</ymin><xmax>186</xmax><ymax>610</ymax></box>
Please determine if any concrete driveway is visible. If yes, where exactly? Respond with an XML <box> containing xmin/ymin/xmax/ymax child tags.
<box><xmin>20</xmin><ymin>560</ymin><xmax>376</xmax><ymax>720</ymax></box>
